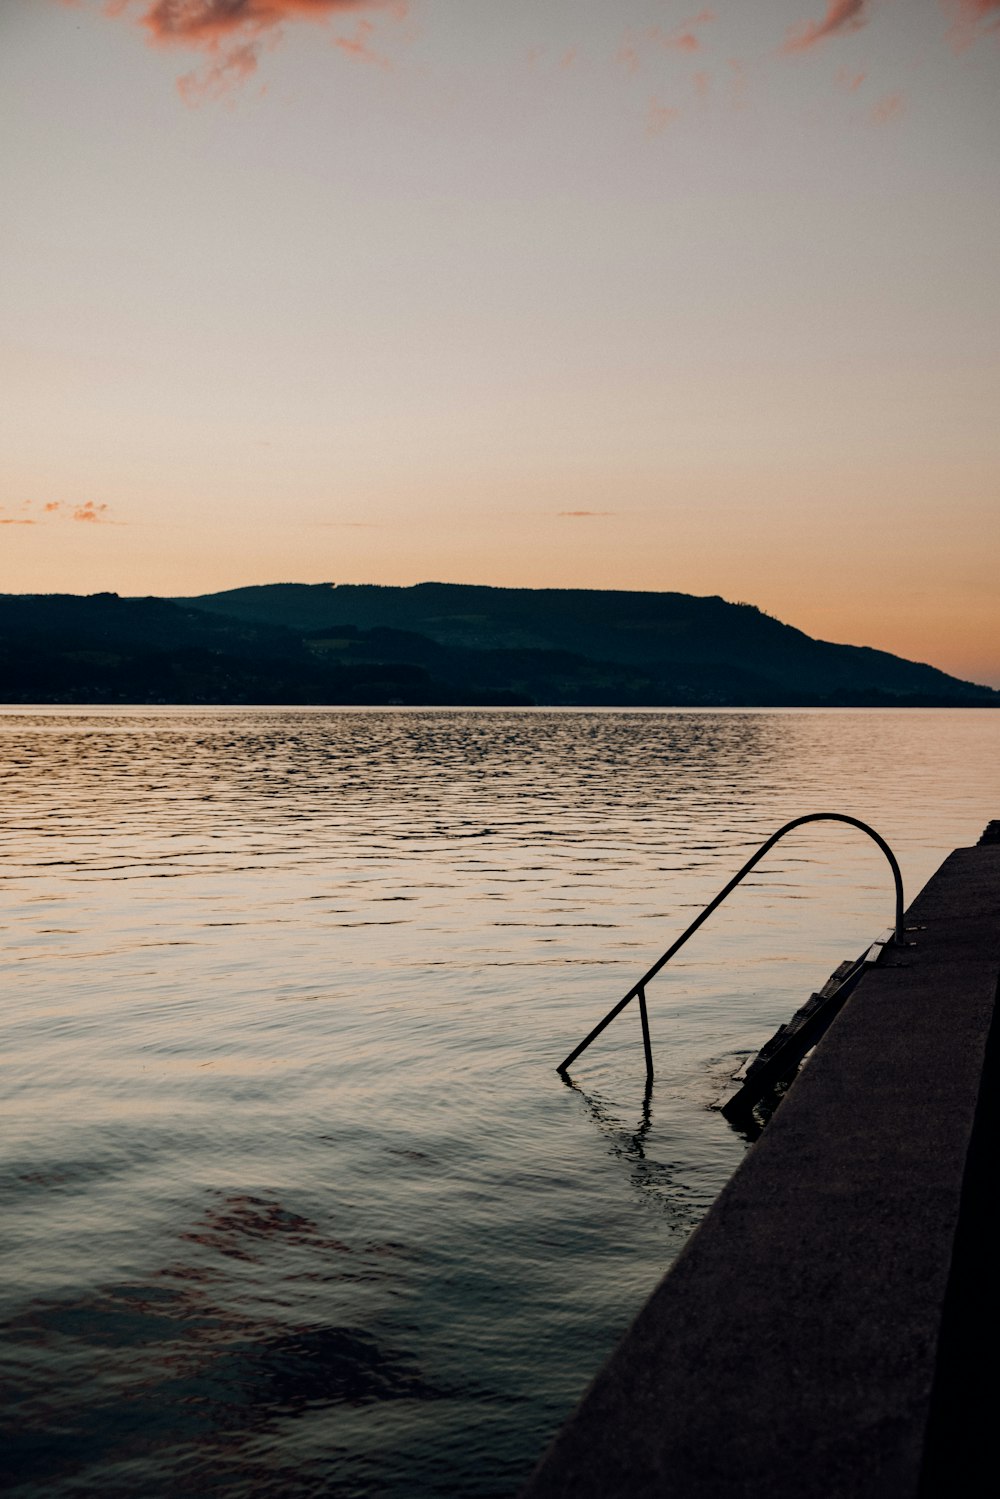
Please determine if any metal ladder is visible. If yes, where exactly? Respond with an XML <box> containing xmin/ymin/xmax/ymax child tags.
<box><xmin>556</xmin><ymin>812</ymin><xmax>904</xmax><ymax>1083</ymax></box>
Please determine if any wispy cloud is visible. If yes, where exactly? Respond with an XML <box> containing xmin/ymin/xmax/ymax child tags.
<box><xmin>333</xmin><ymin>15</ymin><xmax>392</xmax><ymax>69</ymax></box>
<box><xmin>92</xmin><ymin>1</ymin><xmax>405</xmax><ymax>100</ymax></box>
<box><xmin>940</xmin><ymin>0</ymin><xmax>1000</xmax><ymax>48</ymax></box>
<box><xmin>558</xmin><ymin>510</ymin><xmax>615</xmax><ymax>518</ymax></box>
<box><xmin>779</xmin><ymin>0</ymin><xmax>995</xmax><ymax>85</ymax></box>
<box><xmin>617</xmin><ymin>11</ymin><xmax>715</xmax><ymax>73</ymax></box>
<box><xmin>664</xmin><ymin>10</ymin><xmax>716</xmax><ymax>53</ymax></box>
<box><xmin>647</xmin><ymin>99</ymin><xmax>681</xmax><ymax>135</ymax></box>
<box><xmin>869</xmin><ymin>90</ymin><xmax>904</xmax><ymax>123</ymax></box>
<box><xmin>941</xmin><ymin>0</ymin><xmax>1000</xmax><ymax>21</ymax></box>
<box><xmin>781</xmin><ymin>1</ymin><xmax>873</xmax><ymax>55</ymax></box>
<box><xmin>176</xmin><ymin>39</ymin><xmax>261</xmax><ymax>102</ymax></box>
<box><xmin>835</xmin><ymin>64</ymin><xmax>867</xmax><ymax>91</ymax></box>
<box><xmin>0</xmin><ymin>501</ymin><xmax>37</xmax><ymax>526</ymax></box>
<box><xmin>71</xmin><ymin>501</ymin><xmax>112</xmax><ymax>523</ymax></box>
<box><xmin>1</xmin><ymin>500</ymin><xmax>119</xmax><ymax>525</ymax></box>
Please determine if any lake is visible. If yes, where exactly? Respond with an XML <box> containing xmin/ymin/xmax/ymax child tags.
<box><xmin>2</xmin><ymin>707</ymin><xmax>997</xmax><ymax>1497</ymax></box>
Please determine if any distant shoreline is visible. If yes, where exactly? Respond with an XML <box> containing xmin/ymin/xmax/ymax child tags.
<box><xmin>2</xmin><ymin>701</ymin><xmax>997</xmax><ymax>713</ymax></box>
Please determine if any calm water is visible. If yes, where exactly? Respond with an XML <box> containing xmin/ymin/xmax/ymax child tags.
<box><xmin>2</xmin><ymin>708</ymin><xmax>997</xmax><ymax>1497</ymax></box>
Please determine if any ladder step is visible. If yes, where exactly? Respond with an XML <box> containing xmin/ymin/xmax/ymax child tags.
<box><xmin>720</xmin><ymin>936</ymin><xmax>889</xmax><ymax>1131</ymax></box>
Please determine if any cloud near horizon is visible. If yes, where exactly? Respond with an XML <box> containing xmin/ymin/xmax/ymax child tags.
<box><xmin>71</xmin><ymin>501</ymin><xmax>113</xmax><ymax>522</ymax></box>
<box><xmin>1</xmin><ymin>500</ymin><xmax>116</xmax><ymax>525</ymax></box>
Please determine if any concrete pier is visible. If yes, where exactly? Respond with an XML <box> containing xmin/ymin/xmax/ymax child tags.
<box><xmin>522</xmin><ymin>831</ymin><xmax>1000</xmax><ymax>1499</ymax></box>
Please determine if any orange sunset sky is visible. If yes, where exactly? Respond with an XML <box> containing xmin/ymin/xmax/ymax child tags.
<box><xmin>2</xmin><ymin>1</ymin><xmax>999</xmax><ymax>684</ymax></box>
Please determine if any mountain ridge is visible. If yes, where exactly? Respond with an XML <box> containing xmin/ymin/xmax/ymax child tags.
<box><xmin>0</xmin><ymin>584</ymin><xmax>994</xmax><ymax>707</ymax></box>
<box><xmin>174</xmin><ymin>581</ymin><xmax>996</xmax><ymax>702</ymax></box>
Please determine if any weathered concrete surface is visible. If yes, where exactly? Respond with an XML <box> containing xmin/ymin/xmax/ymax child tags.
<box><xmin>522</xmin><ymin>841</ymin><xmax>1000</xmax><ymax>1499</ymax></box>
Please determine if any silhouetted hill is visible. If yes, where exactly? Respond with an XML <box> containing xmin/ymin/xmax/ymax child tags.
<box><xmin>1</xmin><ymin>586</ymin><xmax>995</xmax><ymax>706</ymax></box>
<box><xmin>0</xmin><ymin>594</ymin><xmax>523</xmax><ymax>706</ymax></box>
<box><xmin>175</xmin><ymin>582</ymin><xmax>998</xmax><ymax>706</ymax></box>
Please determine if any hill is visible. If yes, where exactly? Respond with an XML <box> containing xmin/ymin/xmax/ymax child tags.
<box><xmin>175</xmin><ymin>582</ymin><xmax>997</xmax><ymax>706</ymax></box>
<box><xmin>0</xmin><ymin>585</ymin><xmax>994</xmax><ymax>707</ymax></box>
<box><xmin>0</xmin><ymin>593</ymin><xmax>520</xmax><ymax>706</ymax></box>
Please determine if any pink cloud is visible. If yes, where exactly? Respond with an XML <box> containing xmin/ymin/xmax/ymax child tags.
<box><xmin>647</xmin><ymin>99</ymin><xmax>682</xmax><ymax>135</ymax></box>
<box><xmin>782</xmin><ymin>1</ymin><xmax>873</xmax><ymax>54</ymax></box>
<box><xmin>118</xmin><ymin>0</ymin><xmax>380</xmax><ymax>45</ymax></box>
<box><xmin>869</xmin><ymin>90</ymin><xmax>904</xmax><ymax>123</ymax></box>
<box><xmin>1</xmin><ymin>502</ymin><xmax>33</xmax><ymax>523</ymax></box>
<box><xmin>616</xmin><ymin>36</ymin><xmax>642</xmax><ymax>74</ymax></box>
<box><xmin>4</xmin><ymin>499</ymin><xmax>118</xmax><ymax>525</ymax></box>
<box><xmin>558</xmin><ymin>510</ymin><xmax>615</xmax><ymax>518</ymax></box>
<box><xmin>836</xmin><ymin>64</ymin><xmax>867</xmax><ymax>90</ymax></box>
<box><xmin>333</xmin><ymin>16</ymin><xmax>391</xmax><ymax>67</ymax></box>
<box><xmin>668</xmin><ymin>10</ymin><xmax>716</xmax><ymax>47</ymax></box>
<box><xmin>617</xmin><ymin>11</ymin><xmax>715</xmax><ymax>72</ymax></box>
<box><xmin>939</xmin><ymin>0</ymin><xmax>1000</xmax><ymax>47</ymax></box>
<box><xmin>666</xmin><ymin>10</ymin><xmax>715</xmax><ymax>52</ymax></box>
<box><xmin>91</xmin><ymin>1</ymin><xmax>404</xmax><ymax>99</ymax></box>
<box><xmin>941</xmin><ymin>0</ymin><xmax>1000</xmax><ymax>19</ymax></box>
<box><xmin>176</xmin><ymin>38</ymin><xmax>261</xmax><ymax>102</ymax></box>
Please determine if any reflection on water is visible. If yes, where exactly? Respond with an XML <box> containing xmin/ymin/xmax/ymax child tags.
<box><xmin>1</xmin><ymin>708</ymin><xmax>997</xmax><ymax>1497</ymax></box>
<box><xmin>560</xmin><ymin>1078</ymin><xmax>699</xmax><ymax>1225</ymax></box>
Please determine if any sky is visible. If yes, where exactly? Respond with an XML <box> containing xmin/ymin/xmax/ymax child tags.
<box><xmin>1</xmin><ymin>0</ymin><xmax>998</xmax><ymax>684</ymax></box>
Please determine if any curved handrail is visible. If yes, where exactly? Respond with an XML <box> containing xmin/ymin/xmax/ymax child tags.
<box><xmin>556</xmin><ymin>812</ymin><xmax>904</xmax><ymax>1078</ymax></box>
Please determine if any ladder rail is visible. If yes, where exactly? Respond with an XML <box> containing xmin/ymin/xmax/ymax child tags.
<box><xmin>556</xmin><ymin>812</ymin><xmax>904</xmax><ymax>1079</ymax></box>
